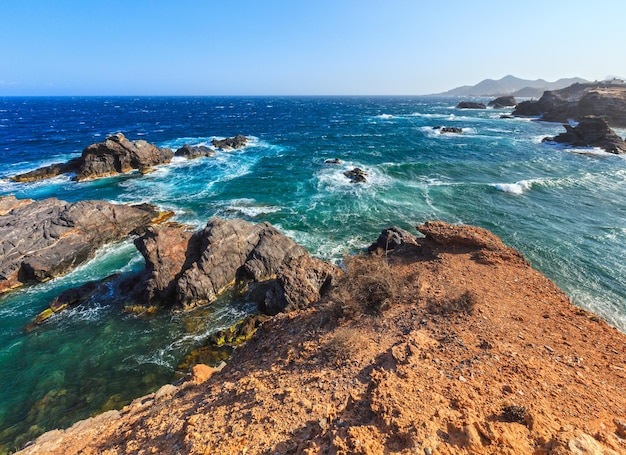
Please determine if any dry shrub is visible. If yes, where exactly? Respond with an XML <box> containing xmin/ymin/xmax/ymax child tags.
<box><xmin>331</xmin><ymin>254</ymin><xmax>398</xmax><ymax>318</ymax></box>
<box><xmin>428</xmin><ymin>289</ymin><xmax>478</xmax><ymax>315</ymax></box>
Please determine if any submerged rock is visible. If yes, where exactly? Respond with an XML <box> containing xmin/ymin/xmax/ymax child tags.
<box><xmin>542</xmin><ymin>116</ymin><xmax>626</xmax><ymax>154</ymax></box>
<box><xmin>325</xmin><ymin>158</ymin><xmax>342</xmax><ymax>164</ymax></box>
<box><xmin>11</xmin><ymin>133</ymin><xmax>174</xmax><ymax>182</ymax></box>
<box><xmin>211</xmin><ymin>134</ymin><xmax>249</xmax><ymax>150</ymax></box>
<box><xmin>456</xmin><ymin>101</ymin><xmax>486</xmax><ymax>109</ymax></box>
<box><xmin>0</xmin><ymin>197</ymin><xmax>161</xmax><ymax>294</ymax></box>
<box><xmin>174</xmin><ymin>144</ymin><xmax>215</xmax><ymax>159</ymax></box>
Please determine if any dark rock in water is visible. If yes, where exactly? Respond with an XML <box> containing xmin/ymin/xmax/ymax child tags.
<box><xmin>325</xmin><ymin>158</ymin><xmax>342</xmax><ymax>164</ymax></box>
<box><xmin>174</xmin><ymin>144</ymin><xmax>215</xmax><ymax>159</ymax></box>
<box><xmin>440</xmin><ymin>127</ymin><xmax>463</xmax><ymax>134</ymax></box>
<box><xmin>512</xmin><ymin>81</ymin><xmax>626</xmax><ymax>127</ymax></box>
<box><xmin>130</xmin><ymin>218</ymin><xmax>337</xmax><ymax>312</ymax></box>
<box><xmin>488</xmin><ymin>96</ymin><xmax>518</xmax><ymax>108</ymax></box>
<box><xmin>542</xmin><ymin>116</ymin><xmax>626</xmax><ymax>154</ymax></box>
<box><xmin>500</xmin><ymin>115</ymin><xmax>514</xmax><ymax>119</ymax></box>
<box><xmin>456</xmin><ymin>101</ymin><xmax>486</xmax><ymax>109</ymax></box>
<box><xmin>0</xmin><ymin>197</ymin><xmax>161</xmax><ymax>294</ymax></box>
<box><xmin>512</xmin><ymin>100</ymin><xmax>542</xmax><ymax>117</ymax></box>
<box><xmin>344</xmin><ymin>167</ymin><xmax>368</xmax><ymax>183</ymax></box>
<box><xmin>28</xmin><ymin>274</ymin><xmax>120</xmax><ymax>329</ymax></box>
<box><xmin>10</xmin><ymin>158</ymin><xmax>83</xmax><ymax>182</ymax></box>
<box><xmin>11</xmin><ymin>133</ymin><xmax>174</xmax><ymax>182</ymax></box>
<box><xmin>368</xmin><ymin>226</ymin><xmax>418</xmax><ymax>253</ymax></box>
<box><xmin>77</xmin><ymin>133</ymin><xmax>174</xmax><ymax>180</ymax></box>
<box><xmin>211</xmin><ymin>134</ymin><xmax>249</xmax><ymax>150</ymax></box>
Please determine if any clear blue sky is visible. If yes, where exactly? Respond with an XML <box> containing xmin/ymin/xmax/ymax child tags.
<box><xmin>1</xmin><ymin>0</ymin><xmax>624</xmax><ymax>96</ymax></box>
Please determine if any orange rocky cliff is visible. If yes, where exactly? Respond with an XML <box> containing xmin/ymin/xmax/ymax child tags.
<box><xmin>17</xmin><ymin>222</ymin><xmax>626</xmax><ymax>454</ymax></box>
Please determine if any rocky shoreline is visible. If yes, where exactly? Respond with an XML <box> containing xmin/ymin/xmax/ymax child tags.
<box><xmin>0</xmin><ymin>195</ymin><xmax>171</xmax><ymax>294</ymax></box>
<box><xmin>513</xmin><ymin>81</ymin><xmax>626</xmax><ymax>127</ymax></box>
<box><xmin>16</xmin><ymin>221</ymin><xmax>626</xmax><ymax>454</ymax></box>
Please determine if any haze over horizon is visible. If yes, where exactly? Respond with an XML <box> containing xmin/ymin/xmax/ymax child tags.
<box><xmin>2</xmin><ymin>0</ymin><xmax>625</xmax><ymax>96</ymax></box>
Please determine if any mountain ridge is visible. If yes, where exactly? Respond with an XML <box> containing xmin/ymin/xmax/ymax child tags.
<box><xmin>434</xmin><ymin>75</ymin><xmax>589</xmax><ymax>97</ymax></box>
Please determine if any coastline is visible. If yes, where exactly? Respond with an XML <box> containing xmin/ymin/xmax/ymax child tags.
<box><xmin>17</xmin><ymin>222</ymin><xmax>626</xmax><ymax>454</ymax></box>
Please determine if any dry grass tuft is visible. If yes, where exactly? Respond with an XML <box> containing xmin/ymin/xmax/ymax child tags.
<box><xmin>330</xmin><ymin>254</ymin><xmax>399</xmax><ymax>318</ymax></box>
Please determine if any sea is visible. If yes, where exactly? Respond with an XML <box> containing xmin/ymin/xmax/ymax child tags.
<box><xmin>1</xmin><ymin>96</ymin><xmax>625</xmax><ymax>452</ymax></box>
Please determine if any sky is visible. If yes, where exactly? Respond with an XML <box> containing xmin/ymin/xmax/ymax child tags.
<box><xmin>1</xmin><ymin>0</ymin><xmax>625</xmax><ymax>96</ymax></box>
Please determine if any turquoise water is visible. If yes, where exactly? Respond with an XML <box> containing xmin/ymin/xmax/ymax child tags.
<box><xmin>1</xmin><ymin>96</ymin><xmax>625</xmax><ymax>451</ymax></box>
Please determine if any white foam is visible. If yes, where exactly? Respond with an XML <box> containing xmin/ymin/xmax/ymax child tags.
<box><xmin>492</xmin><ymin>180</ymin><xmax>534</xmax><ymax>194</ymax></box>
<box><xmin>221</xmin><ymin>198</ymin><xmax>282</xmax><ymax>218</ymax></box>
<box><xmin>374</xmin><ymin>114</ymin><xmax>394</xmax><ymax>119</ymax></box>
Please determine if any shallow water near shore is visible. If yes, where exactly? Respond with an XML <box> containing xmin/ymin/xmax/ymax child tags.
<box><xmin>1</xmin><ymin>96</ymin><xmax>626</xmax><ymax>452</ymax></box>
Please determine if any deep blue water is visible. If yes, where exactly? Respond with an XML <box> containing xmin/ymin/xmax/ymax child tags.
<box><xmin>1</xmin><ymin>96</ymin><xmax>625</xmax><ymax>452</ymax></box>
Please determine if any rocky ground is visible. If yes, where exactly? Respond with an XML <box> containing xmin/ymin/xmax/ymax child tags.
<box><xmin>17</xmin><ymin>222</ymin><xmax>626</xmax><ymax>454</ymax></box>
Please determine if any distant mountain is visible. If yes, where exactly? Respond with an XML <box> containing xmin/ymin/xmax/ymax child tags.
<box><xmin>434</xmin><ymin>75</ymin><xmax>588</xmax><ymax>97</ymax></box>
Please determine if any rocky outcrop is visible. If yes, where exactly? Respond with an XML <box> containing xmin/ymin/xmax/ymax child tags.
<box><xmin>174</xmin><ymin>144</ymin><xmax>215</xmax><ymax>159</ymax></box>
<box><xmin>130</xmin><ymin>218</ymin><xmax>336</xmax><ymax>311</ymax></box>
<box><xmin>542</xmin><ymin>116</ymin><xmax>626</xmax><ymax>154</ymax></box>
<box><xmin>211</xmin><ymin>135</ymin><xmax>248</xmax><ymax>150</ymax></box>
<box><xmin>512</xmin><ymin>82</ymin><xmax>626</xmax><ymax>127</ymax></box>
<box><xmin>456</xmin><ymin>101</ymin><xmax>486</xmax><ymax>109</ymax></box>
<box><xmin>343</xmin><ymin>167</ymin><xmax>368</xmax><ymax>183</ymax></box>
<box><xmin>0</xmin><ymin>197</ymin><xmax>162</xmax><ymax>293</ymax></box>
<box><xmin>368</xmin><ymin>226</ymin><xmax>418</xmax><ymax>253</ymax></box>
<box><xmin>11</xmin><ymin>133</ymin><xmax>174</xmax><ymax>182</ymax></box>
<box><xmin>488</xmin><ymin>96</ymin><xmax>517</xmax><ymax>108</ymax></box>
<box><xmin>417</xmin><ymin>220</ymin><xmax>528</xmax><ymax>265</ymax></box>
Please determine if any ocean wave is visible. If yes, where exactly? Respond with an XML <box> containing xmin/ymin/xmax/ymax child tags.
<box><xmin>492</xmin><ymin>180</ymin><xmax>534</xmax><ymax>194</ymax></box>
<box><xmin>219</xmin><ymin>198</ymin><xmax>282</xmax><ymax>218</ymax></box>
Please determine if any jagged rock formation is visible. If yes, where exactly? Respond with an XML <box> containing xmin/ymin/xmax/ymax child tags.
<box><xmin>0</xmin><ymin>197</ymin><xmax>161</xmax><ymax>293</ymax></box>
<box><xmin>456</xmin><ymin>101</ymin><xmax>486</xmax><ymax>109</ymax></box>
<box><xmin>211</xmin><ymin>135</ymin><xmax>249</xmax><ymax>150</ymax></box>
<box><xmin>129</xmin><ymin>218</ymin><xmax>336</xmax><ymax>312</ymax></box>
<box><xmin>542</xmin><ymin>116</ymin><xmax>626</xmax><ymax>154</ymax></box>
<box><xmin>174</xmin><ymin>144</ymin><xmax>215</xmax><ymax>159</ymax></box>
<box><xmin>11</xmin><ymin>133</ymin><xmax>174</xmax><ymax>182</ymax></box>
<box><xmin>513</xmin><ymin>82</ymin><xmax>626</xmax><ymax>127</ymax></box>
<box><xmin>487</xmin><ymin>96</ymin><xmax>517</xmax><ymax>108</ymax></box>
